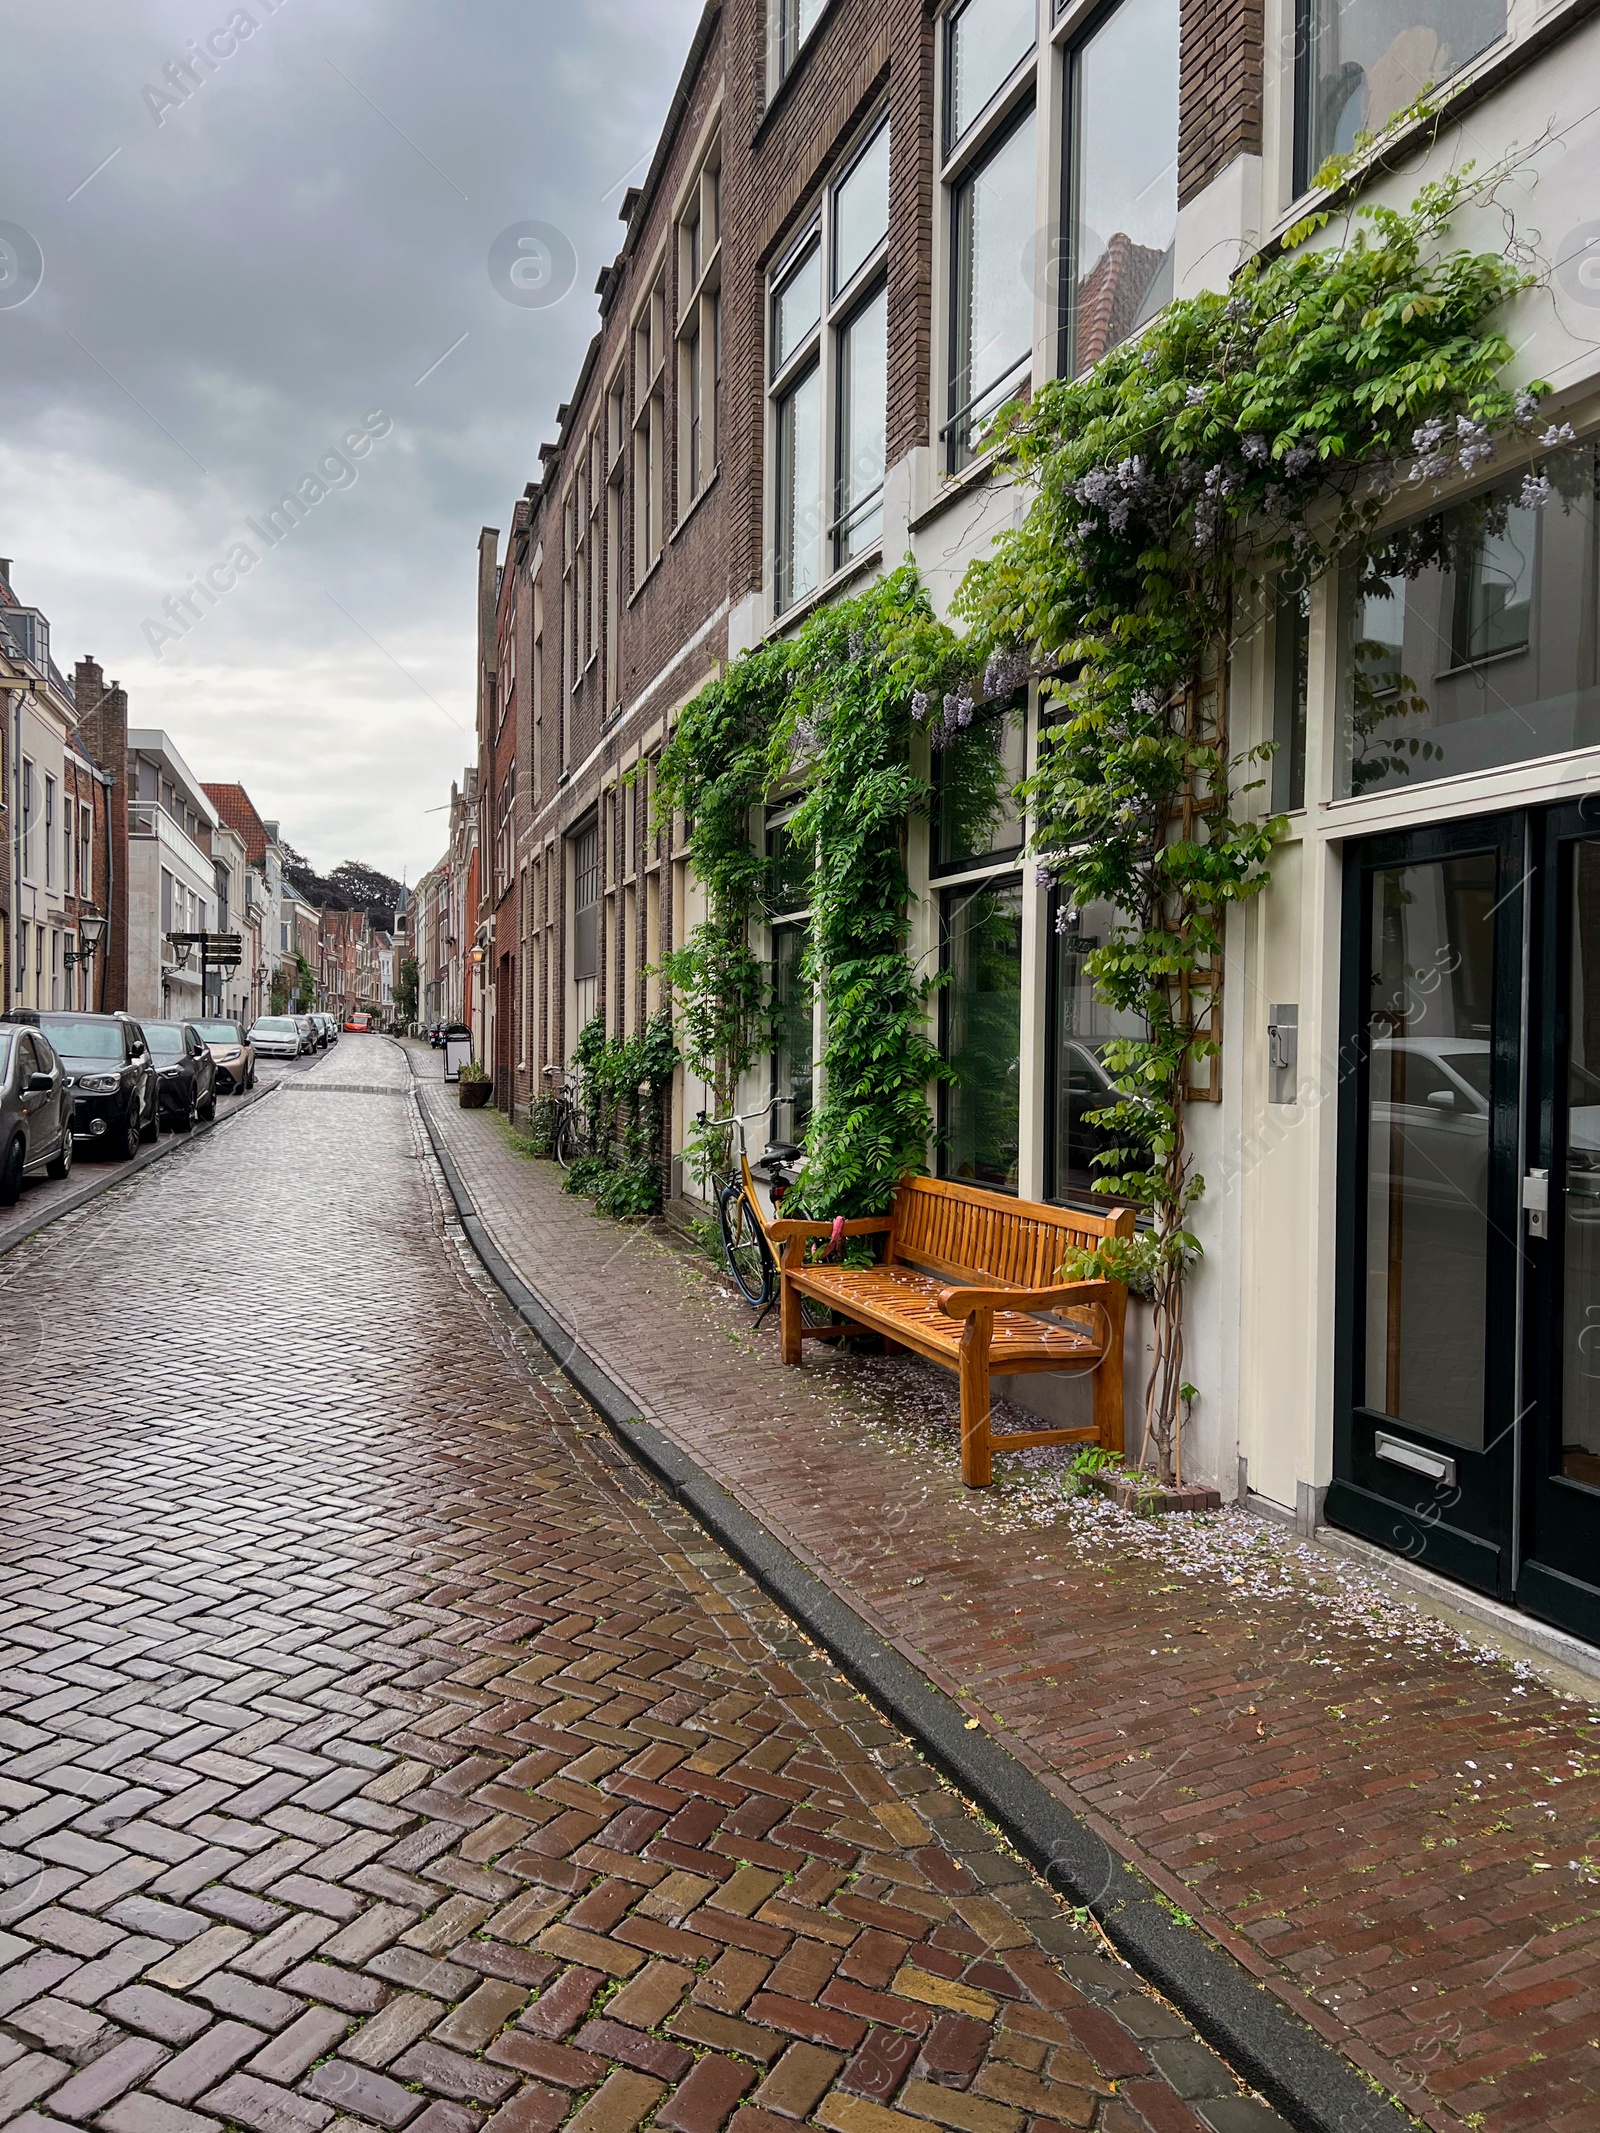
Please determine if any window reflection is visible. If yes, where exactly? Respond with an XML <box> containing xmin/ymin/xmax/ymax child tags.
<box><xmin>949</xmin><ymin>106</ymin><xmax>1036</xmax><ymax>469</ymax></box>
<box><xmin>1066</xmin><ymin>0</ymin><xmax>1179</xmax><ymax>375</ymax></box>
<box><xmin>1049</xmin><ymin>897</ymin><xmax>1146</xmax><ymax>1207</ymax></box>
<box><xmin>1298</xmin><ymin>0</ymin><xmax>1507</xmax><ymax>187</ymax></box>
<box><xmin>1363</xmin><ymin>853</ymin><xmax>1497</xmax><ymax>1448</ymax></box>
<box><xmin>1339</xmin><ymin>451</ymin><xmax>1600</xmax><ymax>798</ymax></box>
<box><xmin>772</xmin><ymin>923</ymin><xmax>814</xmax><ymax>1142</ymax></box>
<box><xmin>1561</xmin><ymin>843</ymin><xmax>1600</xmax><ymax>1490</ymax></box>
<box><xmin>945</xmin><ymin>0</ymin><xmax>1036</xmax><ymax>150</ymax></box>
<box><xmin>940</xmin><ymin>878</ymin><xmax>1022</xmax><ymax>1193</ymax></box>
<box><xmin>932</xmin><ymin>706</ymin><xmax>1025</xmax><ymax>874</ymax></box>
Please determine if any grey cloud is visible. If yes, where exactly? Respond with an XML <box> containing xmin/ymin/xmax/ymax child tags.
<box><xmin>0</xmin><ymin>0</ymin><xmax>699</xmax><ymax>880</ymax></box>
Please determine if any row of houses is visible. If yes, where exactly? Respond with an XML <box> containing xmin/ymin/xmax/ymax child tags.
<box><xmin>1</xmin><ymin>558</ymin><xmax>397</xmax><ymax>1029</ymax></box>
<box><xmin>425</xmin><ymin>0</ymin><xmax>1600</xmax><ymax>1650</ymax></box>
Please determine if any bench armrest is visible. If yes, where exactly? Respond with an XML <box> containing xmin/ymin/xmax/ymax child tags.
<box><xmin>770</xmin><ymin>1216</ymin><xmax>894</xmax><ymax>1243</ymax></box>
<box><xmin>935</xmin><ymin>1277</ymin><xmax>1121</xmax><ymax>1320</ymax></box>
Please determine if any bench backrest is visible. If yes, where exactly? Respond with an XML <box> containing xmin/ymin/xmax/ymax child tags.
<box><xmin>889</xmin><ymin>1175</ymin><xmax>1133</xmax><ymax>1288</ymax></box>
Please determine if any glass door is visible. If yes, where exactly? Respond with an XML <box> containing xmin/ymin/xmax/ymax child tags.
<box><xmin>1520</xmin><ymin>808</ymin><xmax>1600</xmax><ymax>1642</ymax></box>
<box><xmin>1331</xmin><ymin>814</ymin><xmax>1527</xmax><ymax>1596</ymax></box>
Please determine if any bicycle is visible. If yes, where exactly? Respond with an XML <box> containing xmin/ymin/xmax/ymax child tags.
<box><xmin>545</xmin><ymin>1064</ymin><xmax>593</xmax><ymax>1170</ymax></box>
<box><xmin>703</xmin><ymin>1108</ymin><xmax>804</xmax><ymax>1315</ymax></box>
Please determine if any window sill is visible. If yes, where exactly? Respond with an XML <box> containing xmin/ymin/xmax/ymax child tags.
<box><xmin>908</xmin><ymin>441</ymin><xmax>1016</xmax><ymax>534</ymax></box>
<box><xmin>627</xmin><ymin>552</ymin><xmax>665</xmax><ymax>609</ymax></box>
<box><xmin>1433</xmin><ymin>643</ymin><xmax>1531</xmax><ymax>683</ymax></box>
<box><xmin>670</xmin><ymin>468</ymin><xmax>720</xmax><ymax>544</ymax></box>
<box><xmin>771</xmin><ymin>542</ymin><xmax>884</xmax><ymax>637</ymax></box>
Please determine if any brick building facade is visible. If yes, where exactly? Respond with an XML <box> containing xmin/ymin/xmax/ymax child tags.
<box><xmin>459</xmin><ymin>0</ymin><xmax>1600</xmax><ymax>1643</ymax></box>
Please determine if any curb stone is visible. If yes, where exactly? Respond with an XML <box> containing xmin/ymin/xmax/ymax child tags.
<box><xmin>410</xmin><ymin>1080</ymin><xmax>1417</xmax><ymax>2133</ymax></box>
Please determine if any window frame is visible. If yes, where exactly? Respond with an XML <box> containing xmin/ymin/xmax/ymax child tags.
<box><xmin>1291</xmin><ymin>0</ymin><xmax>1511</xmax><ymax>199</ymax></box>
<box><xmin>1057</xmin><ymin>0</ymin><xmax>1181</xmax><ymax>382</ymax></box>
<box><xmin>632</xmin><ymin>267</ymin><xmax>668</xmax><ymax>587</ymax></box>
<box><xmin>767</xmin><ymin>106</ymin><xmax>891</xmax><ymax>617</ymax></box>
<box><xmin>676</xmin><ymin>132</ymin><xmax>722</xmax><ymax>518</ymax></box>
<box><xmin>938</xmin><ymin>1</ymin><xmax>1039</xmax><ymax>474</ymax></box>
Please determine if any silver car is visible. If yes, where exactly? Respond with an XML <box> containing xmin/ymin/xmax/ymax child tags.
<box><xmin>249</xmin><ymin>1014</ymin><xmax>305</xmax><ymax>1059</ymax></box>
<box><xmin>0</xmin><ymin>1024</ymin><xmax>74</xmax><ymax>1205</ymax></box>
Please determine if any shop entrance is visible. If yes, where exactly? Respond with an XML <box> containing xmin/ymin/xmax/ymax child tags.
<box><xmin>1332</xmin><ymin>805</ymin><xmax>1600</xmax><ymax>1643</ymax></box>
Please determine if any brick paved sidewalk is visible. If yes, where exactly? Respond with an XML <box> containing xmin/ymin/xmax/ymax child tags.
<box><xmin>410</xmin><ymin>1051</ymin><xmax>1600</xmax><ymax>2133</ymax></box>
<box><xmin>0</xmin><ymin>1031</ymin><xmax>1277</xmax><ymax>2133</ymax></box>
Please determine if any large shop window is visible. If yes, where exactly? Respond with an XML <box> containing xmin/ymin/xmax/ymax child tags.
<box><xmin>939</xmin><ymin>877</ymin><xmax>1023</xmax><ymax>1193</ymax></box>
<box><xmin>1062</xmin><ymin>0</ymin><xmax>1179</xmax><ymax>377</ymax></box>
<box><xmin>1296</xmin><ymin>1</ymin><xmax>1507</xmax><ymax>193</ymax></box>
<box><xmin>943</xmin><ymin>0</ymin><xmax>1036</xmax><ymax>471</ymax></box>
<box><xmin>1339</xmin><ymin>447</ymin><xmax>1600</xmax><ymax>799</ymax></box>
<box><xmin>770</xmin><ymin>114</ymin><xmax>890</xmax><ymax>614</ymax></box>
<box><xmin>1048</xmin><ymin>897</ymin><xmax>1147</xmax><ymax>1208</ymax></box>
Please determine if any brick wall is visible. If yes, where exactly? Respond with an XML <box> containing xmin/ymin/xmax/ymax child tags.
<box><xmin>1178</xmin><ymin>0</ymin><xmax>1264</xmax><ymax>206</ymax></box>
<box><xmin>71</xmin><ymin>657</ymin><xmax>130</xmax><ymax>1014</ymax></box>
<box><xmin>500</xmin><ymin>0</ymin><xmax>1266</xmax><ymax>1108</ymax></box>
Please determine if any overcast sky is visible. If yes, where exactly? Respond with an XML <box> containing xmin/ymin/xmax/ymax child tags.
<box><xmin>0</xmin><ymin>0</ymin><xmax>700</xmax><ymax>881</ymax></box>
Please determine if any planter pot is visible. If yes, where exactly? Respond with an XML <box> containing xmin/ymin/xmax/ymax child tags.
<box><xmin>458</xmin><ymin>1080</ymin><xmax>492</xmax><ymax>1109</ymax></box>
<box><xmin>1090</xmin><ymin>1468</ymin><xmax>1221</xmax><ymax>1517</ymax></box>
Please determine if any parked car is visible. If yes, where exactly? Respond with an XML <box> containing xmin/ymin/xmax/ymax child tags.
<box><xmin>0</xmin><ymin>1024</ymin><xmax>75</xmax><ymax>1204</ymax></box>
<box><xmin>344</xmin><ymin>1011</ymin><xmax>373</xmax><ymax>1034</ymax></box>
<box><xmin>141</xmin><ymin>1021</ymin><xmax>218</xmax><ymax>1130</ymax></box>
<box><xmin>314</xmin><ymin>1012</ymin><xmax>339</xmax><ymax>1046</ymax></box>
<box><xmin>291</xmin><ymin>1012</ymin><xmax>319</xmax><ymax>1053</ymax></box>
<box><xmin>2</xmin><ymin>1010</ymin><xmax>158</xmax><ymax>1160</ymax></box>
<box><xmin>192</xmin><ymin>1019</ymin><xmax>256</xmax><ymax>1094</ymax></box>
<box><xmin>249</xmin><ymin>1014</ymin><xmax>306</xmax><ymax>1058</ymax></box>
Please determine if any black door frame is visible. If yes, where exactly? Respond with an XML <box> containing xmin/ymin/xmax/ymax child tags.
<box><xmin>1328</xmin><ymin>810</ymin><xmax>1528</xmax><ymax>1599</ymax></box>
<box><xmin>1518</xmin><ymin>803</ymin><xmax>1600</xmax><ymax>1643</ymax></box>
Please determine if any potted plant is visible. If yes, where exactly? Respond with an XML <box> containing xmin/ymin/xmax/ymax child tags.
<box><xmin>458</xmin><ymin>1058</ymin><xmax>492</xmax><ymax>1109</ymax></box>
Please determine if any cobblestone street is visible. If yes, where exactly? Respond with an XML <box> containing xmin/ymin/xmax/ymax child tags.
<box><xmin>0</xmin><ymin>1041</ymin><xmax>1274</xmax><ymax>2133</ymax></box>
<box><xmin>408</xmin><ymin>1051</ymin><xmax>1600</xmax><ymax>2133</ymax></box>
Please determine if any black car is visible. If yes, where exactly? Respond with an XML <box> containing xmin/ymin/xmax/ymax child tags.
<box><xmin>141</xmin><ymin>1021</ymin><xmax>218</xmax><ymax>1130</ymax></box>
<box><xmin>1</xmin><ymin>1010</ymin><xmax>158</xmax><ymax>1160</ymax></box>
<box><xmin>0</xmin><ymin>1024</ymin><xmax>75</xmax><ymax>1204</ymax></box>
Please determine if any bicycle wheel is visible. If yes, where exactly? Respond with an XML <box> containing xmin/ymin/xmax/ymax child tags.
<box><xmin>719</xmin><ymin>1178</ymin><xmax>775</xmax><ymax>1308</ymax></box>
<box><xmin>553</xmin><ymin>1104</ymin><xmax>579</xmax><ymax>1169</ymax></box>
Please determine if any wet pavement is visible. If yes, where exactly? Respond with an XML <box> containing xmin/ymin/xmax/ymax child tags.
<box><xmin>0</xmin><ymin>1051</ymin><xmax>321</xmax><ymax>1256</ymax></box>
<box><xmin>0</xmin><ymin>1038</ymin><xmax>1275</xmax><ymax>2133</ymax></box>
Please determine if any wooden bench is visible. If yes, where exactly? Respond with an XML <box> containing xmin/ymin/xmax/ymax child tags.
<box><xmin>770</xmin><ymin>1175</ymin><xmax>1134</xmax><ymax>1488</ymax></box>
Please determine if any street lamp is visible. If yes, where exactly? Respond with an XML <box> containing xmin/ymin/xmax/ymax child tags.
<box><xmin>63</xmin><ymin>913</ymin><xmax>106</xmax><ymax>969</ymax></box>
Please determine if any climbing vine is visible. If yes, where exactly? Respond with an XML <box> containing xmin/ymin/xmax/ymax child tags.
<box><xmin>656</xmin><ymin>566</ymin><xmax>985</xmax><ymax>1214</ymax></box>
<box><xmin>955</xmin><ymin>167</ymin><xmax>1558</xmax><ymax>1480</ymax></box>
<box><xmin>772</xmin><ymin>568</ymin><xmax>974</xmax><ymax>1219</ymax></box>
<box><xmin>655</xmin><ymin>641</ymin><xmax>789</xmax><ymax>1178</ymax></box>
<box><xmin>564</xmin><ymin>1011</ymin><xmax>679</xmax><ymax>1218</ymax></box>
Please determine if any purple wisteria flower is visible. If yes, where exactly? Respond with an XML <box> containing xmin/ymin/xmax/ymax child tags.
<box><xmin>1518</xmin><ymin>471</ymin><xmax>1554</xmax><ymax>510</ymax></box>
<box><xmin>982</xmin><ymin>649</ymin><xmax>1030</xmax><ymax>701</ymax></box>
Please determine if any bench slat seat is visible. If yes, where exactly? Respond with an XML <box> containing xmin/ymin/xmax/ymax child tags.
<box><xmin>773</xmin><ymin>1175</ymin><xmax>1134</xmax><ymax>1488</ymax></box>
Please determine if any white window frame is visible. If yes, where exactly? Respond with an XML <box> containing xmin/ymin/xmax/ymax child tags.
<box><xmin>937</xmin><ymin>0</ymin><xmax>1040</xmax><ymax>474</ymax></box>
<box><xmin>632</xmin><ymin>266</ymin><xmax>668</xmax><ymax>586</ymax></box>
<box><xmin>766</xmin><ymin>106</ymin><xmax>891</xmax><ymax>618</ymax></box>
<box><xmin>676</xmin><ymin>131</ymin><xmax>722</xmax><ymax>518</ymax></box>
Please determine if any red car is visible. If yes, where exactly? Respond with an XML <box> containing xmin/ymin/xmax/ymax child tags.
<box><xmin>344</xmin><ymin>1012</ymin><xmax>373</xmax><ymax>1033</ymax></box>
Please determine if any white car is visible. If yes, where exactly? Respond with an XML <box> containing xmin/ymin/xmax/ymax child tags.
<box><xmin>249</xmin><ymin>1015</ymin><xmax>305</xmax><ymax>1059</ymax></box>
